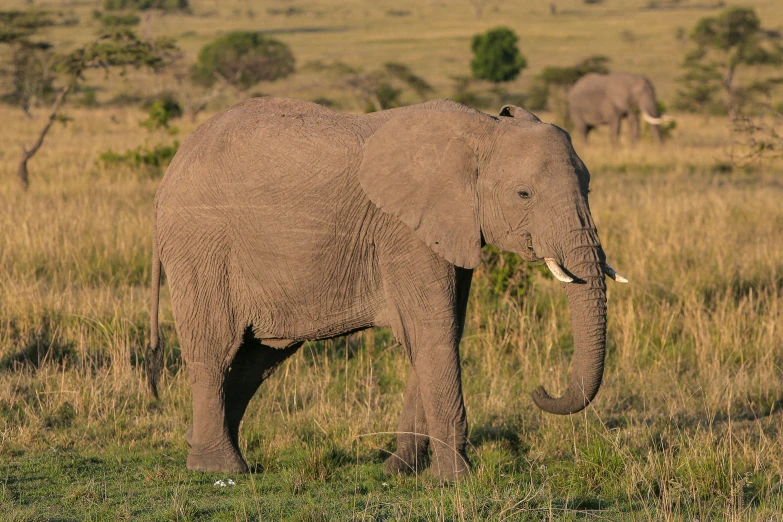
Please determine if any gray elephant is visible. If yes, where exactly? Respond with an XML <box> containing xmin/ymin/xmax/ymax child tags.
<box><xmin>146</xmin><ymin>97</ymin><xmax>627</xmax><ymax>481</ymax></box>
<box><xmin>567</xmin><ymin>72</ymin><xmax>665</xmax><ymax>145</ymax></box>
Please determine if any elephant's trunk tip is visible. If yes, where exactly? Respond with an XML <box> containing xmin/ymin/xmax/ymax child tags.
<box><xmin>531</xmin><ymin>384</ymin><xmax>592</xmax><ymax>415</ymax></box>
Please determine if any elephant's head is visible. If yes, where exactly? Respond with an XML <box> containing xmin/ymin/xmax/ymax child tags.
<box><xmin>357</xmin><ymin>103</ymin><xmax>627</xmax><ymax>415</ymax></box>
<box><xmin>630</xmin><ymin>75</ymin><xmax>664</xmax><ymax>143</ymax></box>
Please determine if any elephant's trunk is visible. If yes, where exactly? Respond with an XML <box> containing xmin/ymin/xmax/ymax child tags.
<box><xmin>532</xmin><ymin>227</ymin><xmax>607</xmax><ymax>415</ymax></box>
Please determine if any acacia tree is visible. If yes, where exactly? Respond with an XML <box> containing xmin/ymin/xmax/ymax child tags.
<box><xmin>190</xmin><ymin>31</ymin><xmax>295</xmax><ymax>91</ymax></box>
<box><xmin>730</xmin><ymin>106</ymin><xmax>783</xmax><ymax>164</ymax></box>
<box><xmin>675</xmin><ymin>7</ymin><xmax>783</xmax><ymax>115</ymax></box>
<box><xmin>0</xmin><ymin>10</ymin><xmax>56</xmax><ymax>115</ymax></box>
<box><xmin>180</xmin><ymin>31</ymin><xmax>294</xmax><ymax>121</ymax></box>
<box><xmin>11</xmin><ymin>28</ymin><xmax>177</xmax><ymax>189</ymax></box>
<box><xmin>344</xmin><ymin>62</ymin><xmax>434</xmax><ymax>112</ymax></box>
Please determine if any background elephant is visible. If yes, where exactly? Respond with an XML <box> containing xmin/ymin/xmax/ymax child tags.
<box><xmin>567</xmin><ymin>72</ymin><xmax>665</xmax><ymax>145</ymax></box>
<box><xmin>146</xmin><ymin>97</ymin><xmax>626</xmax><ymax>481</ymax></box>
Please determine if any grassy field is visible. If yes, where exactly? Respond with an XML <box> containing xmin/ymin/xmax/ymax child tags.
<box><xmin>2</xmin><ymin>0</ymin><xmax>783</xmax><ymax>520</ymax></box>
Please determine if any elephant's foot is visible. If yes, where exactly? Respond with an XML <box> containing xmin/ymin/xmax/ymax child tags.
<box><xmin>427</xmin><ymin>449</ymin><xmax>470</xmax><ymax>483</ymax></box>
<box><xmin>383</xmin><ymin>446</ymin><xmax>429</xmax><ymax>475</ymax></box>
<box><xmin>187</xmin><ymin>446</ymin><xmax>249</xmax><ymax>474</ymax></box>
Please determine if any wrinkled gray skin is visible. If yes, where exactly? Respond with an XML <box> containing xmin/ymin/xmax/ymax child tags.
<box><xmin>147</xmin><ymin>97</ymin><xmax>610</xmax><ymax>481</ymax></box>
<box><xmin>568</xmin><ymin>72</ymin><xmax>663</xmax><ymax>145</ymax></box>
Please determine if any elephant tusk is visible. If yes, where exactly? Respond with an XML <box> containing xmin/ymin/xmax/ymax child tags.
<box><xmin>602</xmin><ymin>262</ymin><xmax>629</xmax><ymax>283</ymax></box>
<box><xmin>544</xmin><ymin>258</ymin><xmax>574</xmax><ymax>283</ymax></box>
<box><xmin>641</xmin><ymin>110</ymin><xmax>665</xmax><ymax>126</ymax></box>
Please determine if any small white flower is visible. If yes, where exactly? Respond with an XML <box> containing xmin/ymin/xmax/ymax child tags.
<box><xmin>382</xmin><ymin>482</ymin><xmax>388</xmax><ymax>487</ymax></box>
<box><xmin>227</xmin><ymin>479</ymin><xmax>236</xmax><ymax>486</ymax></box>
<box><xmin>214</xmin><ymin>480</ymin><xmax>226</xmax><ymax>487</ymax></box>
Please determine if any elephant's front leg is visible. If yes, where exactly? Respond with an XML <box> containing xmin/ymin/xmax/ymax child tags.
<box><xmin>384</xmin><ymin>369</ymin><xmax>429</xmax><ymax>474</ymax></box>
<box><xmin>609</xmin><ymin>115</ymin><xmax>623</xmax><ymax>146</ymax></box>
<box><xmin>411</xmin><ymin>337</ymin><xmax>469</xmax><ymax>481</ymax></box>
<box><xmin>380</xmin><ymin>241</ymin><xmax>472</xmax><ymax>481</ymax></box>
<box><xmin>628</xmin><ymin>112</ymin><xmax>640</xmax><ymax>144</ymax></box>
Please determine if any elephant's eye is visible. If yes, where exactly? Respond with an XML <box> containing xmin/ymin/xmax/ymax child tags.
<box><xmin>518</xmin><ymin>190</ymin><xmax>531</xmax><ymax>199</ymax></box>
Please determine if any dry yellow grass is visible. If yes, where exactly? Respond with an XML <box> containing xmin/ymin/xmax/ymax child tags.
<box><xmin>2</xmin><ymin>0</ymin><xmax>783</xmax><ymax>519</ymax></box>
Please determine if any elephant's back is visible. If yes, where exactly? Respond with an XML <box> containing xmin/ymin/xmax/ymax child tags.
<box><xmin>568</xmin><ymin>73</ymin><xmax>608</xmax><ymax>99</ymax></box>
<box><xmin>154</xmin><ymin>96</ymin><xmax>376</xmax><ymax>252</ymax></box>
<box><xmin>158</xmin><ymin>98</ymin><xmax>366</xmax><ymax>200</ymax></box>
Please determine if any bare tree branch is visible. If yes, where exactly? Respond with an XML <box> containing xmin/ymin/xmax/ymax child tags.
<box><xmin>729</xmin><ymin>102</ymin><xmax>783</xmax><ymax>166</ymax></box>
<box><xmin>17</xmin><ymin>83</ymin><xmax>71</xmax><ymax>189</ymax></box>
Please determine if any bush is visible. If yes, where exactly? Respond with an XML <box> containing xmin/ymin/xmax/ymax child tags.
<box><xmin>140</xmin><ymin>92</ymin><xmax>182</xmax><ymax>130</ymax></box>
<box><xmin>99</xmin><ymin>142</ymin><xmax>179</xmax><ymax>174</ymax></box>
<box><xmin>476</xmin><ymin>247</ymin><xmax>543</xmax><ymax>303</ymax></box>
<box><xmin>372</xmin><ymin>83</ymin><xmax>402</xmax><ymax>111</ymax></box>
<box><xmin>538</xmin><ymin>55</ymin><xmax>610</xmax><ymax>88</ymax></box>
<box><xmin>103</xmin><ymin>0</ymin><xmax>189</xmax><ymax>12</ymax></box>
<box><xmin>525</xmin><ymin>81</ymin><xmax>549</xmax><ymax>111</ymax></box>
<box><xmin>383</xmin><ymin>62</ymin><xmax>433</xmax><ymax>100</ymax></box>
<box><xmin>449</xmin><ymin>75</ymin><xmax>486</xmax><ymax>108</ymax></box>
<box><xmin>191</xmin><ymin>31</ymin><xmax>295</xmax><ymax>90</ymax></box>
<box><xmin>470</xmin><ymin>27</ymin><xmax>527</xmax><ymax>84</ymax></box>
<box><xmin>312</xmin><ymin>97</ymin><xmax>340</xmax><ymax>109</ymax></box>
<box><xmin>98</xmin><ymin>13</ymin><xmax>140</xmax><ymax>27</ymax></box>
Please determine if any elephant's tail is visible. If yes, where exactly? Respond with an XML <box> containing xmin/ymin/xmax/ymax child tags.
<box><xmin>145</xmin><ymin>205</ymin><xmax>164</xmax><ymax>399</ymax></box>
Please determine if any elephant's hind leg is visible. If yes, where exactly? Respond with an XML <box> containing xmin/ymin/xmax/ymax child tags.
<box><xmin>383</xmin><ymin>369</ymin><xmax>429</xmax><ymax>475</ymax></box>
<box><xmin>183</xmin><ymin>329</ymin><xmax>301</xmax><ymax>471</ymax></box>
<box><xmin>224</xmin><ymin>331</ymin><xmax>302</xmax><ymax>454</ymax></box>
<box><xmin>186</xmin><ymin>350</ymin><xmax>250</xmax><ymax>473</ymax></box>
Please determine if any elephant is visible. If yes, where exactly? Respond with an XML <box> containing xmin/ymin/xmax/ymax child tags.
<box><xmin>145</xmin><ymin>97</ymin><xmax>627</xmax><ymax>481</ymax></box>
<box><xmin>567</xmin><ymin>72</ymin><xmax>665</xmax><ymax>145</ymax></box>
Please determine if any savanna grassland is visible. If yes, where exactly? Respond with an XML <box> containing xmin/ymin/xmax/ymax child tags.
<box><xmin>2</xmin><ymin>0</ymin><xmax>783</xmax><ymax>520</ymax></box>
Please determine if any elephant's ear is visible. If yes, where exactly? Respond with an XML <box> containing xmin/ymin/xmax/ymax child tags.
<box><xmin>499</xmin><ymin>105</ymin><xmax>541</xmax><ymax>123</ymax></box>
<box><xmin>357</xmin><ymin>112</ymin><xmax>482</xmax><ymax>269</ymax></box>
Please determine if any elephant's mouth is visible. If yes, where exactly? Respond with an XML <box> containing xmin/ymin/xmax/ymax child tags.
<box><xmin>522</xmin><ymin>233</ymin><xmax>628</xmax><ymax>284</ymax></box>
<box><xmin>516</xmin><ymin>232</ymin><xmax>539</xmax><ymax>262</ymax></box>
<box><xmin>505</xmin><ymin>231</ymin><xmax>627</xmax><ymax>283</ymax></box>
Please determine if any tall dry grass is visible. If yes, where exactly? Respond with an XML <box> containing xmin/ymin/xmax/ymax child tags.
<box><xmin>1</xmin><ymin>102</ymin><xmax>782</xmax><ymax>518</ymax></box>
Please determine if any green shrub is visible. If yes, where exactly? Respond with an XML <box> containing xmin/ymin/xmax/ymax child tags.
<box><xmin>99</xmin><ymin>13</ymin><xmax>140</xmax><ymax>27</ymax></box>
<box><xmin>191</xmin><ymin>31</ymin><xmax>295</xmax><ymax>90</ymax></box>
<box><xmin>312</xmin><ymin>97</ymin><xmax>340</xmax><ymax>109</ymax></box>
<box><xmin>470</xmin><ymin>27</ymin><xmax>527</xmax><ymax>84</ymax></box>
<box><xmin>525</xmin><ymin>81</ymin><xmax>549</xmax><ymax>111</ymax></box>
<box><xmin>450</xmin><ymin>75</ymin><xmax>482</xmax><ymax>108</ymax></box>
<box><xmin>99</xmin><ymin>142</ymin><xmax>179</xmax><ymax>174</ymax></box>
<box><xmin>140</xmin><ymin>92</ymin><xmax>182</xmax><ymax>130</ymax></box>
<box><xmin>103</xmin><ymin>0</ymin><xmax>189</xmax><ymax>12</ymax></box>
<box><xmin>477</xmin><ymin>246</ymin><xmax>541</xmax><ymax>303</ymax></box>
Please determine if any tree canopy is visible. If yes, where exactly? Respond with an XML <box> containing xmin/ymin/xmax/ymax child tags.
<box><xmin>675</xmin><ymin>7</ymin><xmax>783</xmax><ymax>114</ymax></box>
<box><xmin>469</xmin><ymin>27</ymin><xmax>527</xmax><ymax>84</ymax></box>
<box><xmin>191</xmin><ymin>32</ymin><xmax>295</xmax><ymax>90</ymax></box>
